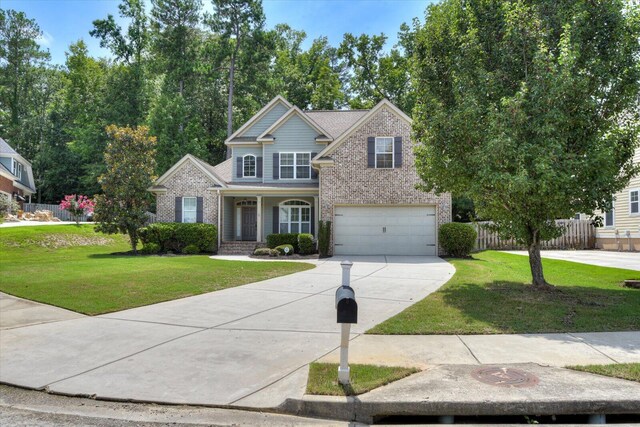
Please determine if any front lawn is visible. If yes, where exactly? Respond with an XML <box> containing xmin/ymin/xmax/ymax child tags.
<box><xmin>0</xmin><ymin>225</ymin><xmax>313</xmax><ymax>315</ymax></box>
<box><xmin>369</xmin><ymin>251</ymin><xmax>640</xmax><ymax>334</ymax></box>
<box><xmin>568</xmin><ymin>363</ymin><xmax>640</xmax><ymax>383</ymax></box>
<box><xmin>306</xmin><ymin>362</ymin><xmax>419</xmax><ymax>396</ymax></box>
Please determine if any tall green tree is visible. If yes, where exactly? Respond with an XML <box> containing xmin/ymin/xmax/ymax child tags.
<box><xmin>0</xmin><ymin>9</ymin><xmax>50</xmax><ymax>156</ymax></box>
<box><xmin>339</xmin><ymin>20</ymin><xmax>417</xmax><ymax>113</ymax></box>
<box><xmin>91</xmin><ymin>0</ymin><xmax>150</xmax><ymax>125</ymax></box>
<box><xmin>208</xmin><ymin>0</ymin><xmax>265</xmax><ymax>154</ymax></box>
<box><xmin>94</xmin><ymin>125</ymin><xmax>157</xmax><ymax>253</ymax></box>
<box><xmin>413</xmin><ymin>0</ymin><xmax>640</xmax><ymax>288</ymax></box>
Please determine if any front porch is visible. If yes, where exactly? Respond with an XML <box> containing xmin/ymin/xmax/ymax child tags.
<box><xmin>221</xmin><ymin>193</ymin><xmax>319</xmax><ymax>244</ymax></box>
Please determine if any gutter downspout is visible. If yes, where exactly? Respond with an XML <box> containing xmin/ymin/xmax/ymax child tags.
<box><xmin>217</xmin><ymin>190</ymin><xmax>222</xmax><ymax>252</ymax></box>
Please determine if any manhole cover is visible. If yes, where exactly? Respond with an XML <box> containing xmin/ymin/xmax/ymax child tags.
<box><xmin>471</xmin><ymin>367</ymin><xmax>539</xmax><ymax>388</ymax></box>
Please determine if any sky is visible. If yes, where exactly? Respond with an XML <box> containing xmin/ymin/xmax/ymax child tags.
<box><xmin>1</xmin><ymin>0</ymin><xmax>437</xmax><ymax>65</ymax></box>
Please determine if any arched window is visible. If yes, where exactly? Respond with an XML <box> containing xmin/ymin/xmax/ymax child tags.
<box><xmin>279</xmin><ymin>200</ymin><xmax>311</xmax><ymax>234</ymax></box>
<box><xmin>243</xmin><ymin>154</ymin><xmax>256</xmax><ymax>177</ymax></box>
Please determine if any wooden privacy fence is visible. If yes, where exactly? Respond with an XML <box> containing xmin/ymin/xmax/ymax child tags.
<box><xmin>23</xmin><ymin>203</ymin><xmax>157</xmax><ymax>224</ymax></box>
<box><xmin>475</xmin><ymin>219</ymin><xmax>596</xmax><ymax>250</ymax></box>
<box><xmin>23</xmin><ymin>203</ymin><xmax>89</xmax><ymax>222</ymax></box>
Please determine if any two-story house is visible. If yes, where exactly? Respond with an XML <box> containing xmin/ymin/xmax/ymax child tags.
<box><xmin>150</xmin><ymin>96</ymin><xmax>451</xmax><ymax>255</ymax></box>
<box><xmin>0</xmin><ymin>137</ymin><xmax>36</xmax><ymax>206</ymax></box>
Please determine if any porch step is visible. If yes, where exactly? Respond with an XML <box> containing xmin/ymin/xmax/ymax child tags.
<box><xmin>218</xmin><ymin>241</ymin><xmax>265</xmax><ymax>255</ymax></box>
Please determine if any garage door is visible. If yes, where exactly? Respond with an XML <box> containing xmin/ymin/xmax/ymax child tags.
<box><xmin>334</xmin><ymin>206</ymin><xmax>437</xmax><ymax>256</ymax></box>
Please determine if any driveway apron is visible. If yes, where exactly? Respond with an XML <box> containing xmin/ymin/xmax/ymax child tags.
<box><xmin>0</xmin><ymin>256</ymin><xmax>454</xmax><ymax>406</ymax></box>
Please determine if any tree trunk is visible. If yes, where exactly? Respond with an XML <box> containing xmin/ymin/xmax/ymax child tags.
<box><xmin>527</xmin><ymin>233</ymin><xmax>551</xmax><ymax>289</ymax></box>
<box><xmin>129</xmin><ymin>228</ymin><xmax>138</xmax><ymax>255</ymax></box>
<box><xmin>226</xmin><ymin>52</ymin><xmax>236</xmax><ymax>160</ymax></box>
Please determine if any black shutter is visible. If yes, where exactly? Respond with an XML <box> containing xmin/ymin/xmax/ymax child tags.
<box><xmin>196</xmin><ymin>197</ymin><xmax>203</xmax><ymax>223</ymax></box>
<box><xmin>311</xmin><ymin>152</ymin><xmax>318</xmax><ymax>179</ymax></box>
<box><xmin>175</xmin><ymin>197</ymin><xmax>182</xmax><ymax>223</ymax></box>
<box><xmin>367</xmin><ymin>137</ymin><xmax>375</xmax><ymax>168</ymax></box>
<box><xmin>273</xmin><ymin>153</ymin><xmax>279</xmax><ymax>179</ymax></box>
<box><xmin>272</xmin><ymin>206</ymin><xmax>279</xmax><ymax>234</ymax></box>
<box><xmin>310</xmin><ymin>207</ymin><xmax>315</xmax><ymax>236</ymax></box>
<box><xmin>394</xmin><ymin>136</ymin><xmax>403</xmax><ymax>168</ymax></box>
<box><xmin>256</xmin><ymin>156</ymin><xmax>263</xmax><ymax>178</ymax></box>
<box><xmin>236</xmin><ymin>157</ymin><xmax>243</xmax><ymax>178</ymax></box>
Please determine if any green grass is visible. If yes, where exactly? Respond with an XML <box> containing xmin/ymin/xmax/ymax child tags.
<box><xmin>369</xmin><ymin>251</ymin><xmax>640</xmax><ymax>335</ymax></box>
<box><xmin>568</xmin><ymin>363</ymin><xmax>640</xmax><ymax>383</ymax></box>
<box><xmin>306</xmin><ymin>362</ymin><xmax>419</xmax><ymax>396</ymax></box>
<box><xmin>0</xmin><ymin>225</ymin><xmax>313</xmax><ymax>315</ymax></box>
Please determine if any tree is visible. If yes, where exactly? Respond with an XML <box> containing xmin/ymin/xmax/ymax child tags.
<box><xmin>413</xmin><ymin>0</ymin><xmax>640</xmax><ymax>288</ymax></box>
<box><xmin>208</xmin><ymin>0</ymin><xmax>265</xmax><ymax>155</ymax></box>
<box><xmin>339</xmin><ymin>20</ymin><xmax>417</xmax><ymax>113</ymax></box>
<box><xmin>94</xmin><ymin>125</ymin><xmax>157</xmax><ymax>253</ymax></box>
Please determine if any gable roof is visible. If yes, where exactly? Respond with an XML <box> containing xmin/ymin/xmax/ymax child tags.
<box><xmin>304</xmin><ymin>110</ymin><xmax>369</xmax><ymax>139</ymax></box>
<box><xmin>257</xmin><ymin>106</ymin><xmax>334</xmax><ymax>142</ymax></box>
<box><xmin>0</xmin><ymin>137</ymin><xmax>17</xmax><ymax>155</ymax></box>
<box><xmin>210</xmin><ymin>157</ymin><xmax>232</xmax><ymax>184</ymax></box>
<box><xmin>314</xmin><ymin>99</ymin><xmax>412</xmax><ymax>160</ymax></box>
<box><xmin>226</xmin><ymin>95</ymin><xmax>292</xmax><ymax>144</ymax></box>
<box><xmin>154</xmin><ymin>154</ymin><xmax>226</xmax><ymax>188</ymax></box>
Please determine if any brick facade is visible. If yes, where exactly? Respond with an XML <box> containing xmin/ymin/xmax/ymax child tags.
<box><xmin>155</xmin><ymin>161</ymin><xmax>218</xmax><ymax>225</ymax></box>
<box><xmin>319</xmin><ymin>106</ymin><xmax>452</xmax><ymax>254</ymax></box>
<box><xmin>0</xmin><ymin>174</ymin><xmax>25</xmax><ymax>207</ymax></box>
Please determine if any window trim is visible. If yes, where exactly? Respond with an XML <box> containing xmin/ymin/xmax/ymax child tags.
<box><xmin>242</xmin><ymin>154</ymin><xmax>256</xmax><ymax>178</ymax></box>
<box><xmin>182</xmin><ymin>196</ymin><xmax>197</xmax><ymax>224</ymax></box>
<box><xmin>374</xmin><ymin>136</ymin><xmax>394</xmax><ymax>169</ymax></box>
<box><xmin>278</xmin><ymin>199</ymin><xmax>311</xmax><ymax>234</ymax></box>
<box><xmin>630</xmin><ymin>188</ymin><xmax>639</xmax><ymax>216</ymax></box>
<box><xmin>279</xmin><ymin>152</ymin><xmax>311</xmax><ymax>180</ymax></box>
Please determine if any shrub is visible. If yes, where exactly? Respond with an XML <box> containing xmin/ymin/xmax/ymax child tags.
<box><xmin>0</xmin><ymin>197</ymin><xmax>19</xmax><ymax>221</ymax></box>
<box><xmin>275</xmin><ymin>244</ymin><xmax>294</xmax><ymax>255</ymax></box>
<box><xmin>140</xmin><ymin>243</ymin><xmax>161</xmax><ymax>254</ymax></box>
<box><xmin>266</xmin><ymin>233</ymin><xmax>299</xmax><ymax>252</ymax></box>
<box><xmin>253</xmin><ymin>247</ymin><xmax>272</xmax><ymax>256</ymax></box>
<box><xmin>182</xmin><ymin>244</ymin><xmax>201</xmax><ymax>255</ymax></box>
<box><xmin>318</xmin><ymin>221</ymin><xmax>331</xmax><ymax>258</ymax></box>
<box><xmin>298</xmin><ymin>233</ymin><xmax>315</xmax><ymax>255</ymax></box>
<box><xmin>439</xmin><ymin>222</ymin><xmax>477</xmax><ymax>257</ymax></box>
<box><xmin>138</xmin><ymin>223</ymin><xmax>218</xmax><ymax>254</ymax></box>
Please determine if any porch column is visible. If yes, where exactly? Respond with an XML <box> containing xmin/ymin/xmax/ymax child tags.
<box><xmin>256</xmin><ymin>195</ymin><xmax>263</xmax><ymax>242</ymax></box>
<box><xmin>313</xmin><ymin>195</ymin><xmax>319</xmax><ymax>238</ymax></box>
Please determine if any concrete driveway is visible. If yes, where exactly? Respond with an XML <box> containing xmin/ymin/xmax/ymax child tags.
<box><xmin>503</xmin><ymin>250</ymin><xmax>640</xmax><ymax>271</ymax></box>
<box><xmin>0</xmin><ymin>256</ymin><xmax>454</xmax><ymax>407</ymax></box>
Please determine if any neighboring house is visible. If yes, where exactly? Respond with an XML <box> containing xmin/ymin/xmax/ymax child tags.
<box><xmin>149</xmin><ymin>96</ymin><xmax>451</xmax><ymax>255</ymax></box>
<box><xmin>594</xmin><ymin>145</ymin><xmax>640</xmax><ymax>251</ymax></box>
<box><xmin>0</xmin><ymin>137</ymin><xmax>36</xmax><ymax>206</ymax></box>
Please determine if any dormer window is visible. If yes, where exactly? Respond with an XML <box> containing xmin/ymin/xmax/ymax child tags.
<box><xmin>11</xmin><ymin>159</ymin><xmax>22</xmax><ymax>180</ymax></box>
<box><xmin>243</xmin><ymin>155</ymin><xmax>256</xmax><ymax>177</ymax></box>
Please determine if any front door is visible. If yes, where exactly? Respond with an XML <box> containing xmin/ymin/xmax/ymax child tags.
<box><xmin>241</xmin><ymin>207</ymin><xmax>257</xmax><ymax>241</ymax></box>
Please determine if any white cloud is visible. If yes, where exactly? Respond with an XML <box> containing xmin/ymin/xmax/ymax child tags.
<box><xmin>36</xmin><ymin>31</ymin><xmax>54</xmax><ymax>47</ymax></box>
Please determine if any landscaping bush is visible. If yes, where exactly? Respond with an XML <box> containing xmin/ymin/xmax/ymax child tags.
<box><xmin>439</xmin><ymin>222</ymin><xmax>477</xmax><ymax>257</ymax></box>
<box><xmin>318</xmin><ymin>221</ymin><xmax>331</xmax><ymax>258</ymax></box>
<box><xmin>275</xmin><ymin>244</ymin><xmax>294</xmax><ymax>255</ymax></box>
<box><xmin>266</xmin><ymin>233</ymin><xmax>299</xmax><ymax>252</ymax></box>
<box><xmin>254</xmin><ymin>247</ymin><xmax>279</xmax><ymax>257</ymax></box>
<box><xmin>140</xmin><ymin>243</ymin><xmax>161</xmax><ymax>254</ymax></box>
<box><xmin>298</xmin><ymin>233</ymin><xmax>315</xmax><ymax>255</ymax></box>
<box><xmin>182</xmin><ymin>244</ymin><xmax>201</xmax><ymax>255</ymax></box>
<box><xmin>138</xmin><ymin>223</ymin><xmax>218</xmax><ymax>254</ymax></box>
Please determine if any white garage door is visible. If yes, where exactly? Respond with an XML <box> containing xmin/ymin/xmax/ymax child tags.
<box><xmin>334</xmin><ymin>206</ymin><xmax>437</xmax><ymax>256</ymax></box>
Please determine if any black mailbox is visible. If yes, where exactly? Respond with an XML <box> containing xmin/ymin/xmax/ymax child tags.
<box><xmin>335</xmin><ymin>286</ymin><xmax>357</xmax><ymax>324</ymax></box>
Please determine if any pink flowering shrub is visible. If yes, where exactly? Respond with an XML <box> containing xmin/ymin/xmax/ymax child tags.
<box><xmin>59</xmin><ymin>194</ymin><xmax>96</xmax><ymax>224</ymax></box>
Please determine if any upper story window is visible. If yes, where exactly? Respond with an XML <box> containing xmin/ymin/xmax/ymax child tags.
<box><xmin>11</xmin><ymin>159</ymin><xmax>22</xmax><ymax>180</ymax></box>
<box><xmin>630</xmin><ymin>189</ymin><xmax>639</xmax><ymax>215</ymax></box>
<box><xmin>375</xmin><ymin>137</ymin><xmax>394</xmax><ymax>169</ymax></box>
<box><xmin>182</xmin><ymin>197</ymin><xmax>197</xmax><ymax>223</ymax></box>
<box><xmin>243</xmin><ymin>155</ymin><xmax>256</xmax><ymax>177</ymax></box>
<box><xmin>280</xmin><ymin>153</ymin><xmax>310</xmax><ymax>179</ymax></box>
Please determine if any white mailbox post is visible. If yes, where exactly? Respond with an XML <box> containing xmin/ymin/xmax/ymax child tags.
<box><xmin>335</xmin><ymin>260</ymin><xmax>357</xmax><ymax>385</ymax></box>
